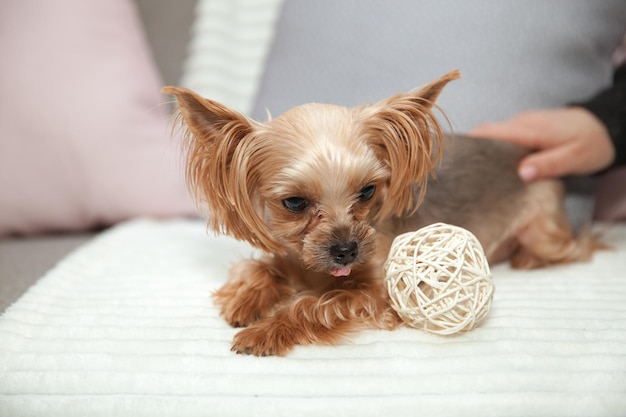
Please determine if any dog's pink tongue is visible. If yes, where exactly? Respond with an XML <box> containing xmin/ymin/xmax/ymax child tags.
<box><xmin>330</xmin><ymin>267</ymin><xmax>352</xmax><ymax>277</ymax></box>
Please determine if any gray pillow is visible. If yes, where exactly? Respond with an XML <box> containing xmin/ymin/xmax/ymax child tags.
<box><xmin>252</xmin><ymin>0</ymin><xmax>626</xmax><ymax>134</ymax></box>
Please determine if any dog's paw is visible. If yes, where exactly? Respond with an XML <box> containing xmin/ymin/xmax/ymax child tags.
<box><xmin>231</xmin><ymin>320</ymin><xmax>296</xmax><ymax>356</ymax></box>
<box><xmin>214</xmin><ymin>259</ymin><xmax>294</xmax><ymax>328</ymax></box>
<box><xmin>213</xmin><ymin>279</ymin><xmax>276</xmax><ymax>327</ymax></box>
<box><xmin>216</xmin><ymin>291</ymin><xmax>264</xmax><ymax>328</ymax></box>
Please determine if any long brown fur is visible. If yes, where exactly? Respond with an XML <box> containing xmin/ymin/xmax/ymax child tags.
<box><xmin>163</xmin><ymin>70</ymin><xmax>599</xmax><ymax>356</ymax></box>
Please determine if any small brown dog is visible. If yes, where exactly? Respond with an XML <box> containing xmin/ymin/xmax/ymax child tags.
<box><xmin>163</xmin><ymin>70</ymin><xmax>597</xmax><ymax>356</ymax></box>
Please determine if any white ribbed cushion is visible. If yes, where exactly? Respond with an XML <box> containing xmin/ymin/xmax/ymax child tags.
<box><xmin>1</xmin><ymin>219</ymin><xmax>625</xmax><ymax>416</ymax></box>
<box><xmin>180</xmin><ymin>0</ymin><xmax>284</xmax><ymax>115</ymax></box>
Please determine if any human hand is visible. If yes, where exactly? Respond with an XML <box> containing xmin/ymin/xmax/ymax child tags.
<box><xmin>469</xmin><ymin>107</ymin><xmax>615</xmax><ymax>181</ymax></box>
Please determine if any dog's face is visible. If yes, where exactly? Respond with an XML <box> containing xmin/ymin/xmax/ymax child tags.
<box><xmin>164</xmin><ymin>70</ymin><xmax>459</xmax><ymax>277</ymax></box>
<box><xmin>254</xmin><ymin>104</ymin><xmax>387</xmax><ymax>276</ymax></box>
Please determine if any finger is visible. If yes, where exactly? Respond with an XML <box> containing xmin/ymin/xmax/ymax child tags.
<box><xmin>468</xmin><ymin>122</ymin><xmax>540</xmax><ymax>149</ymax></box>
<box><xmin>517</xmin><ymin>145</ymin><xmax>576</xmax><ymax>181</ymax></box>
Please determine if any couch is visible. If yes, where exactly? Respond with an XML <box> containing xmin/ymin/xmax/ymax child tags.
<box><xmin>1</xmin><ymin>1</ymin><xmax>625</xmax><ymax>416</ymax></box>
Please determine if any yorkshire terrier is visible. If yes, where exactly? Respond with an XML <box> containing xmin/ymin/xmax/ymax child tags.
<box><xmin>163</xmin><ymin>70</ymin><xmax>597</xmax><ymax>356</ymax></box>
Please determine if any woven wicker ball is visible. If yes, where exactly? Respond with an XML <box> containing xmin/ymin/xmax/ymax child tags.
<box><xmin>384</xmin><ymin>223</ymin><xmax>495</xmax><ymax>335</ymax></box>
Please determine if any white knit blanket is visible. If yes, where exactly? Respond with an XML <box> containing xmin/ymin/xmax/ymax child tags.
<box><xmin>1</xmin><ymin>219</ymin><xmax>625</xmax><ymax>417</ymax></box>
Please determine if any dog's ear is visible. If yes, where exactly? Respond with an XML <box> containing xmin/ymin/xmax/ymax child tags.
<box><xmin>360</xmin><ymin>70</ymin><xmax>460</xmax><ymax>218</ymax></box>
<box><xmin>162</xmin><ymin>87</ymin><xmax>284</xmax><ymax>254</ymax></box>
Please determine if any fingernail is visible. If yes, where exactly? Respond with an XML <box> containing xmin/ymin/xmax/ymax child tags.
<box><xmin>519</xmin><ymin>166</ymin><xmax>537</xmax><ymax>182</ymax></box>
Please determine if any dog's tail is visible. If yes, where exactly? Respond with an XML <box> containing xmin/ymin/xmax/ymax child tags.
<box><xmin>511</xmin><ymin>180</ymin><xmax>606</xmax><ymax>269</ymax></box>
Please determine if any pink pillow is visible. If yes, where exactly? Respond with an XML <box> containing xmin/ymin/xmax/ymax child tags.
<box><xmin>594</xmin><ymin>168</ymin><xmax>626</xmax><ymax>221</ymax></box>
<box><xmin>0</xmin><ymin>0</ymin><xmax>195</xmax><ymax>236</ymax></box>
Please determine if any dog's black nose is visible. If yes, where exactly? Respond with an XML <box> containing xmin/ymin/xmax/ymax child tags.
<box><xmin>330</xmin><ymin>241</ymin><xmax>359</xmax><ymax>265</ymax></box>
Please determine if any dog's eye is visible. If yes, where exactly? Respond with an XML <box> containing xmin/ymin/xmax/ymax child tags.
<box><xmin>358</xmin><ymin>185</ymin><xmax>376</xmax><ymax>202</ymax></box>
<box><xmin>282</xmin><ymin>197</ymin><xmax>308</xmax><ymax>213</ymax></box>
